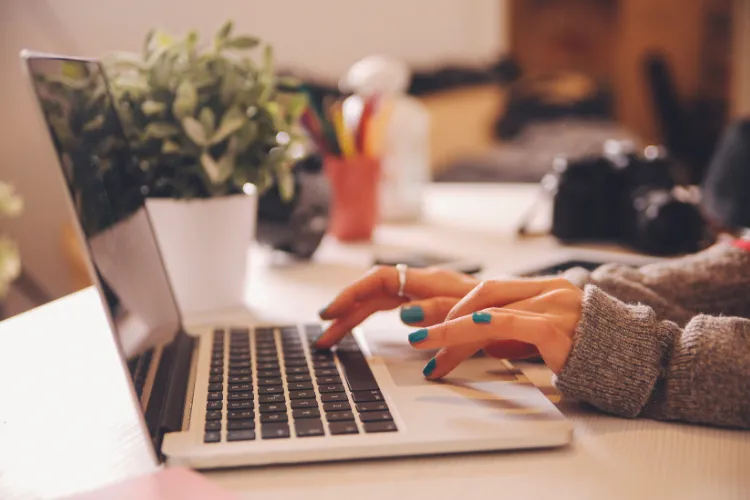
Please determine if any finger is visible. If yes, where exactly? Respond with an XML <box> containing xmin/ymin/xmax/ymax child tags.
<box><xmin>315</xmin><ymin>296</ymin><xmax>401</xmax><ymax>348</ymax></box>
<box><xmin>399</xmin><ymin>297</ymin><xmax>460</xmax><ymax>327</ymax></box>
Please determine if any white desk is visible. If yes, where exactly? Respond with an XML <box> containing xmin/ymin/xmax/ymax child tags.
<box><xmin>1</xmin><ymin>184</ymin><xmax>748</xmax><ymax>500</ymax></box>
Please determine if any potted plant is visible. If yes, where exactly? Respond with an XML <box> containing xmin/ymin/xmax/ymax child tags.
<box><xmin>102</xmin><ymin>21</ymin><xmax>308</xmax><ymax>314</ymax></box>
<box><xmin>0</xmin><ymin>182</ymin><xmax>23</xmax><ymax>311</ymax></box>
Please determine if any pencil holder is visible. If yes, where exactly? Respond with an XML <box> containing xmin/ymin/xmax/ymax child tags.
<box><xmin>324</xmin><ymin>155</ymin><xmax>381</xmax><ymax>242</ymax></box>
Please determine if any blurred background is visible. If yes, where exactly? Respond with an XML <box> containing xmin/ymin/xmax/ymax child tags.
<box><xmin>1</xmin><ymin>0</ymin><xmax>749</xmax><ymax>318</ymax></box>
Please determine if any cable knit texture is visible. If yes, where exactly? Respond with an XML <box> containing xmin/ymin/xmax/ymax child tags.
<box><xmin>555</xmin><ymin>243</ymin><xmax>750</xmax><ymax>429</ymax></box>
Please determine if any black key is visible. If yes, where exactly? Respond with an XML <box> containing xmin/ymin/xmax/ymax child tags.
<box><xmin>255</xmin><ymin>327</ymin><xmax>274</xmax><ymax>336</ymax></box>
<box><xmin>228</xmin><ymin>400</ymin><xmax>252</xmax><ymax>410</ymax></box>
<box><xmin>229</xmin><ymin>353</ymin><xmax>250</xmax><ymax>360</ymax></box>
<box><xmin>228</xmin><ymin>383</ymin><xmax>252</xmax><ymax>392</ymax></box>
<box><xmin>208</xmin><ymin>383</ymin><xmax>223</xmax><ymax>392</ymax></box>
<box><xmin>289</xmin><ymin>390</ymin><xmax>315</xmax><ymax>400</ymax></box>
<box><xmin>287</xmin><ymin>373</ymin><xmax>312</xmax><ymax>382</ymax></box>
<box><xmin>311</xmin><ymin>353</ymin><xmax>333</xmax><ymax>362</ymax></box>
<box><xmin>323</xmin><ymin>401</ymin><xmax>351</xmax><ymax>412</ymax></box>
<box><xmin>292</xmin><ymin>408</ymin><xmax>320</xmax><ymax>419</ymax></box>
<box><xmin>355</xmin><ymin>401</ymin><xmax>389</xmax><ymax>412</ymax></box>
<box><xmin>211</xmin><ymin>360</ymin><xmax>224</xmax><ymax>368</ymax></box>
<box><xmin>320</xmin><ymin>393</ymin><xmax>348</xmax><ymax>402</ymax></box>
<box><xmin>286</xmin><ymin>367</ymin><xmax>310</xmax><ymax>375</ymax></box>
<box><xmin>259</xmin><ymin>402</ymin><xmax>287</xmax><ymax>413</ymax></box>
<box><xmin>205</xmin><ymin>410</ymin><xmax>222</xmax><ymax>421</ymax></box>
<box><xmin>213</xmin><ymin>328</ymin><xmax>225</xmax><ymax>337</ymax></box>
<box><xmin>261</xmin><ymin>422</ymin><xmax>290</xmax><ymax>439</ymax></box>
<box><xmin>229</xmin><ymin>375</ymin><xmax>251</xmax><ymax>383</ymax></box>
<box><xmin>359</xmin><ymin>411</ymin><xmax>393</xmax><ymax>422</ymax></box>
<box><xmin>228</xmin><ymin>410</ymin><xmax>255</xmax><ymax>420</ymax></box>
<box><xmin>258</xmin><ymin>386</ymin><xmax>283</xmax><ymax>395</ymax></box>
<box><xmin>283</xmin><ymin>350</ymin><xmax>306</xmax><ymax>358</ymax></box>
<box><xmin>283</xmin><ymin>358</ymin><xmax>308</xmax><ymax>367</ymax></box>
<box><xmin>257</xmin><ymin>378</ymin><xmax>283</xmax><ymax>387</ymax></box>
<box><xmin>209</xmin><ymin>374</ymin><xmax>223</xmax><ymax>383</ymax></box>
<box><xmin>210</xmin><ymin>367</ymin><xmax>223</xmax><ymax>375</ymax></box>
<box><xmin>229</xmin><ymin>350</ymin><xmax>250</xmax><ymax>357</ymax></box>
<box><xmin>207</xmin><ymin>392</ymin><xmax>223</xmax><ymax>401</ymax></box>
<box><xmin>363</xmin><ymin>421</ymin><xmax>398</xmax><ymax>433</ymax></box>
<box><xmin>228</xmin><ymin>392</ymin><xmax>253</xmax><ymax>401</ymax></box>
<box><xmin>288</xmin><ymin>381</ymin><xmax>313</xmax><ymax>391</ymax></box>
<box><xmin>227</xmin><ymin>429</ymin><xmax>256</xmax><ymax>441</ymax></box>
<box><xmin>205</xmin><ymin>420</ymin><xmax>221</xmax><ymax>431</ymax></box>
<box><xmin>313</xmin><ymin>360</ymin><xmax>336</xmax><ymax>369</ymax></box>
<box><xmin>206</xmin><ymin>401</ymin><xmax>222</xmax><ymax>411</ymax></box>
<box><xmin>229</xmin><ymin>361</ymin><xmax>251</xmax><ymax>369</ymax></box>
<box><xmin>256</xmin><ymin>355</ymin><xmax>279</xmax><ymax>363</ymax></box>
<box><xmin>318</xmin><ymin>384</ymin><xmax>345</xmax><ymax>393</ymax></box>
<box><xmin>211</xmin><ymin>353</ymin><xmax>224</xmax><ymax>360</ymax></box>
<box><xmin>259</xmin><ymin>393</ymin><xmax>285</xmax><ymax>404</ymax></box>
<box><xmin>315</xmin><ymin>368</ymin><xmax>338</xmax><ymax>377</ymax></box>
<box><xmin>329</xmin><ymin>421</ymin><xmax>359</xmax><ymax>435</ymax></box>
<box><xmin>316</xmin><ymin>376</ymin><xmax>342</xmax><ymax>385</ymax></box>
<box><xmin>295</xmin><ymin>418</ymin><xmax>325</xmax><ymax>437</ymax></box>
<box><xmin>261</xmin><ymin>412</ymin><xmax>288</xmax><ymax>423</ymax></box>
<box><xmin>325</xmin><ymin>411</ymin><xmax>354</xmax><ymax>422</ymax></box>
<box><xmin>227</xmin><ymin>419</ymin><xmax>255</xmax><ymax>431</ymax></box>
<box><xmin>255</xmin><ymin>341</ymin><xmax>276</xmax><ymax>348</ymax></box>
<box><xmin>336</xmin><ymin>351</ymin><xmax>379</xmax><ymax>392</ymax></box>
<box><xmin>204</xmin><ymin>431</ymin><xmax>221</xmax><ymax>443</ymax></box>
<box><xmin>256</xmin><ymin>349</ymin><xmax>278</xmax><ymax>357</ymax></box>
<box><xmin>291</xmin><ymin>399</ymin><xmax>317</xmax><ymax>409</ymax></box>
<box><xmin>257</xmin><ymin>362</ymin><xmax>280</xmax><ymax>370</ymax></box>
<box><xmin>351</xmin><ymin>390</ymin><xmax>384</xmax><ymax>403</ymax></box>
<box><xmin>257</xmin><ymin>370</ymin><xmax>281</xmax><ymax>378</ymax></box>
<box><xmin>229</xmin><ymin>368</ymin><xmax>251</xmax><ymax>376</ymax></box>
<box><xmin>230</xmin><ymin>327</ymin><xmax>249</xmax><ymax>335</ymax></box>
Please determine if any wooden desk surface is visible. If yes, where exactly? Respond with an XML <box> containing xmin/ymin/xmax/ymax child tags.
<box><xmin>1</xmin><ymin>184</ymin><xmax>748</xmax><ymax>500</ymax></box>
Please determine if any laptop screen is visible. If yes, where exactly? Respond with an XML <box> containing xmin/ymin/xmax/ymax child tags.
<box><xmin>24</xmin><ymin>55</ymin><xmax>183</xmax><ymax>410</ymax></box>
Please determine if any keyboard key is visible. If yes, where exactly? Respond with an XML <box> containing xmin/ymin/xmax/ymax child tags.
<box><xmin>256</xmin><ymin>348</ymin><xmax>277</xmax><ymax>357</ymax></box>
<box><xmin>320</xmin><ymin>393</ymin><xmax>347</xmax><ymax>403</ymax></box>
<box><xmin>258</xmin><ymin>362</ymin><xmax>280</xmax><ymax>370</ymax></box>
<box><xmin>351</xmin><ymin>390</ymin><xmax>384</xmax><ymax>403</ymax></box>
<box><xmin>261</xmin><ymin>422</ymin><xmax>290</xmax><ymax>439</ymax></box>
<box><xmin>363</xmin><ymin>421</ymin><xmax>398</xmax><ymax>433</ymax></box>
<box><xmin>208</xmin><ymin>383</ymin><xmax>223</xmax><ymax>392</ymax></box>
<box><xmin>316</xmin><ymin>376</ymin><xmax>342</xmax><ymax>385</ymax></box>
<box><xmin>229</xmin><ymin>368</ymin><xmax>251</xmax><ymax>376</ymax></box>
<box><xmin>337</xmin><ymin>351</ymin><xmax>380</xmax><ymax>391</ymax></box>
<box><xmin>295</xmin><ymin>418</ymin><xmax>325</xmax><ymax>437</ymax></box>
<box><xmin>255</xmin><ymin>326</ymin><xmax>275</xmax><ymax>335</ymax></box>
<box><xmin>283</xmin><ymin>358</ymin><xmax>308</xmax><ymax>367</ymax></box>
<box><xmin>213</xmin><ymin>328</ymin><xmax>225</xmax><ymax>337</ymax></box>
<box><xmin>258</xmin><ymin>386</ymin><xmax>283</xmax><ymax>395</ymax></box>
<box><xmin>287</xmin><ymin>373</ymin><xmax>312</xmax><ymax>382</ymax></box>
<box><xmin>257</xmin><ymin>370</ymin><xmax>281</xmax><ymax>378</ymax></box>
<box><xmin>259</xmin><ymin>403</ymin><xmax>286</xmax><ymax>413</ymax></box>
<box><xmin>285</xmin><ymin>367</ymin><xmax>309</xmax><ymax>375</ymax></box>
<box><xmin>292</xmin><ymin>408</ymin><xmax>320</xmax><ymax>419</ymax></box>
<box><xmin>289</xmin><ymin>390</ymin><xmax>316</xmax><ymax>400</ymax></box>
<box><xmin>313</xmin><ymin>360</ymin><xmax>336</xmax><ymax>369</ymax></box>
<box><xmin>206</xmin><ymin>401</ymin><xmax>222</xmax><ymax>411</ymax></box>
<box><xmin>261</xmin><ymin>413</ymin><xmax>288</xmax><ymax>423</ymax></box>
<box><xmin>229</xmin><ymin>353</ymin><xmax>250</xmax><ymax>361</ymax></box>
<box><xmin>329</xmin><ymin>421</ymin><xmax>359</xmax><ymax>435</ymax></box>
<box><xmin>204</xmin><ymin>431</ymin><xmax>221</xmax><ymax>443</ymax></box>
<box><xmin>227</xmin><ymin>429</ymin><xmax>256</xmax><ymax>441</ymax></box>
<box><xmin>315</xmin><ymin>368</ymin><xmax>338</xmax><ymax>377</ymax></box>
<box><xmin>323</xmin><ymin>401</ymin><xmax>351</xmax><ymax>412</ymax></box>
<box><xmin>228</xmin><ymin>410</ymin><xmax>255</xmax><ymax>420</ymax></box>
<box><xmin>228</xmin><ymin>401</ymin><xmax>252</xmax><ymax>410</ymax></box>
<box><xmin>230</xmin><ymin>327</ymin><xmax>249</xmax><ymax>335</ymax></box>
<box><xmin>256</xmin><ymin>355</ymin><xmax>279</xmax><ymax>363</ymax></box>
<box><xmin>288</xmin><ymin>381</ymin><xmax>313</xmax><ymax>391</ymax></box>
<box><xmin>228</xmin><ymin>392</ymin><xmax>253</xmax><ymax>401</ymax></box>
<box><xmin>205</xmin><ymin>420</ymin><xmax>221</xmax><ymax>431</ymax></box>
<box><xmin>211</xmin><ymin>359</ymin><xmax>224</xmax><ymax>368</ymax></box>
<box><xmin>227</xmin><ymin>419</ymin><xmax>255</xmax><ymax>430</ymax></box>
<box><xmin>355</xmin><ymin>402</ymin><xmax>389</xmax><ymax>412</ymax></box>
<box><xmin>207</xmin><ymin>392</ymin><xmax>223</xmax><ymax>401</ymax></box>
<box><xmin>229</xmin><ymin>375</ymin><xmax>251</xmax><ymax>384</ymax></box>
<box><xmin>205</xmin><ymin>410</ymin><xmax>222</xmax><ymax>421</ymax></box>
<box><xmin>229</xmin><ymin>350</ymin><xmax>250</xmax><ymax>357</ymax></box>
<box><xmin>283</xmin><ymin>351</ymin><xmax>306</xmax><ymax>360</ymax></box>
<box><xmin>258</xmin><ymin>378</ymin><xmax>283</xmax><ymax>387</ymax></box>
<box><xmin>229</xmin><ymin>383</ymin><xmax>252</xmax><ymax>392</ymax></box>
<box><xmin>359</xmin><ymin>411</ymin><xmax>393</xmax><ymax>422</ymax></box>
<box><xmin>311</xmin><ymin>353</ymin><xmax>333</xmax><ymax>362</ymax></box>
<box><xmin>209</xmin><ymin>374</ymin><xmax>223</xmax><ymax>383</ymax></box>
<box><xmin>229</xmin><ymin>361</ymin><xmax>251</xmax><ymax>369</ymax></box>
<box><xmin>210</xmin><ymin>367</ymin><xmax>223</xmax><ymax>375</ymax></box>
<box><xmin>318</xmin><ymin>384</ymin><xmax>345</xmax><ymax>393</ymax></box>
<box><xmin>259</xmin><ymin>393</ymin><xmax>285</xmax><ymax>404</ymax></box>
<box><xmin>211</xmin><ymin>352</ymin><xmax>224</xmax><ymax>360</ymax></box>
<box><xmin>325</xmin><ymin>411</ymin><xmax>354</xmax><ymax>422</ymax></box>
<box><xmin>291</xmin><ymin>399</ymin><xmax>317</xmax><ymax>409</ymax></box>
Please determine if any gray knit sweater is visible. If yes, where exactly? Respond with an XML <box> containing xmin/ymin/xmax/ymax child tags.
<box><xmin>555</xmin><ymin>242</ymin><xmax>750</xmax><ymax>429</ymax></box>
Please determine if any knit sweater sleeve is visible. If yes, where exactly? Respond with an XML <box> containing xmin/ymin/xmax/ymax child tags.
<box><xmin>554</xmin><ymin>287</ymin><xmax>750</xmax><ymax>429</ymax></box>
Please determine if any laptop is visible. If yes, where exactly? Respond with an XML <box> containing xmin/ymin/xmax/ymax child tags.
<box><xmin>21</xmin><ymin>51</ymin><xmax>572</xmax><ymax>469</ymax></box>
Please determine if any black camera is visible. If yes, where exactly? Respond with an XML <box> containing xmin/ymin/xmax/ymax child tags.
<box><xmin>543</xmin><ymin>141</ymin><xmax>711</xmax><ymax>255</ymax></box>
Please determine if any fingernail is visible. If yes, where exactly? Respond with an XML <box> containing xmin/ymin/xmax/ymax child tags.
<box><xmin>408</xmin><ymin>328</ymin><xmax>429</xmax><ymax>344</ymax></box>
<box><xmin>318</xmin><ymin>304</ymin><xmax>330</xmax><ymax>318</ymax></box>
<box><xmin>472</xmin><ymin>311</ymin><xmax>492</xmax><ymax>324</ymax></box>
<box><xmin>423</xmin><ymin>358</ymin><xmax>437</xmax><ymax>377</ymax></box>
<box><xmin>400</xmin><ymin>305</ymin><xmax>425</xmax><ymax>324</ymax></box>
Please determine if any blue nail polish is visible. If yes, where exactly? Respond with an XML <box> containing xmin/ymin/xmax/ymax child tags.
<box><xmin>423</xmin><ymin>358</ymin><xmax>437</xmax><ymax>377</ymax></box>
<box><xmin>408</xmin><ymin>328</ymin><xmax>429</xmax><ymax>344</ymax></box>
<box><xmin>400</xmin><ymin>305</ymin><xmax>425</xmax><ymax>324</ymax></box>
<box><xmin>318</xmin><ymin>304</ymin><xmax>330</xmax><ymax>318</ymax></box>
<box><xmin>472</xmin><ymin>311</ymin><xmax>492</xmax><ymax>324</ymax></box>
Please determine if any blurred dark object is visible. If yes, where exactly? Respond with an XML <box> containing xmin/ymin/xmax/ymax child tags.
<box><xmin>256</xmin><ymin>154</ymin><xmax>330</xmax><ymax>259</ymax></box>
<box><xmin>644</xmin><ymin>52</ymin><xmax>727</xmax><ymax>185</ymax></box>
<box><xmin>701</xmin><ymin>119</ymin><xmax>750</xmax><ymax>231</ymax></box>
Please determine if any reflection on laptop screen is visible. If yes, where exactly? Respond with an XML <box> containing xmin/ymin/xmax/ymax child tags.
<box><xmin>25</xmin><ymin>56</ymin><xmax>182</xmax><ymax>405</ymax></box>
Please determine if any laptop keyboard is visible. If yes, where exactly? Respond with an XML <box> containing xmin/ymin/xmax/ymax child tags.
<box><xmin>203</xmin><ymin>324</ymin><xmax>398</xmax><ymax>443</ymax></box>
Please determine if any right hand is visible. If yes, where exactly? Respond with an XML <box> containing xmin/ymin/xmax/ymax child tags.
<box><xmin>315</xmin><ymin>266</ymin><xmax>480</xmax><ymax>348</ymax></box>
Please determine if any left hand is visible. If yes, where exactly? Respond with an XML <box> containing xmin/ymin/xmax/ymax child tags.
<box><xmin>408</xmin><ymin>277</ymin><xmax>584</xmax><ymax>379</ymax></box>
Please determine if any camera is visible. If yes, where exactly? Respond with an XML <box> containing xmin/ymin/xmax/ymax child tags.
<box><xmin>544</xmin><ymin>141</ymin><xmax>711</xmax><ymax>255</ymax></box>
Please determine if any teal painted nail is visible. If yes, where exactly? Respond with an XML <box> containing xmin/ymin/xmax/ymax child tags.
<box><xmin>423</xmin><ymin>358</ymin><xmax>437</xmax><ymax>377</ymax></box>
<box><xmin>400</xmin><ymin>305</ymin><xmax>425</xmax><ymax>324</ymax></box>
<box><xmin>318</xmin><ymin>304</ymin><xmax>330</xmax><ymax>317</ymax></box>
<box><xmin>472</xmin><ymin>311</ymin><xmax>492</xmax><ymax>324</ymax></box>
<box><xmin>408</xmin><ymin>328</ymin><xmax>429</xmax><ymax>344</ymax></box>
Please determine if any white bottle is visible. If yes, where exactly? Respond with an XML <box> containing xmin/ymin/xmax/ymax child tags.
<box><xmin>340</xmin><ymin>56</ymin><xmax>430</xmax><ymax>222</ymax></box>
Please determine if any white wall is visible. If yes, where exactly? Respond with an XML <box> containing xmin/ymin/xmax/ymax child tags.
<box><xmin>0</xmin><ymin>0</ymin><xmax>508</xmax><ymax>303</ymax></box>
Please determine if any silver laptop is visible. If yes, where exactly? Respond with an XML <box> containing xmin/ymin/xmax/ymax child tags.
<box><xmin>21</xmin><ymin>51</ymin><xmax>572</xmax><ymax>469</ymax></box>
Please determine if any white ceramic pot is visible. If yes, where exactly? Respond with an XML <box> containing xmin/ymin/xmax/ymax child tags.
<box><xmin>145</xmin><ymin>188</ymin><xmax>257</xmax><ymax>316</ymax></box>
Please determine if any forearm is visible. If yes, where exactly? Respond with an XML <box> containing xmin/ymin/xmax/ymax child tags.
<box><xmin>554</xmin><ymin>286</ymin><xmax>750</xmax><ymax>429</ymax></box>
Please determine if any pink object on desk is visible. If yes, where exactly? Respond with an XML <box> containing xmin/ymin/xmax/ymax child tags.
<box><xmin>64</xmin><ymin>467</ymin><xmax>240</xmax><ymax>500</ymax></box>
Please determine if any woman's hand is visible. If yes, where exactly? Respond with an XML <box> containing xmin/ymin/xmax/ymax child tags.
<box><xmin>408</xmin><ymin>277</ymin><xmax>583</xmax><ymax>379</ymax></box>
<box><xmin>315</xmin><ymin>266</ymin><xmax>479</xmax><ymax>348</ymax></box>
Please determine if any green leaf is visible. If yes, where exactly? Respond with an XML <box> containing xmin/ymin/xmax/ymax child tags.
<box><xmin>210</xmin><ymin>110</ymin><xmax>247</xmax><ymax>145</ymax></box>
<box><xmin>144</xmin><ymin>122</ymin><xmax>180</xmax><ymax>139</ymax></box>
<box><xmin>154</xmin><ymin>30</ymin><xmax>175</xmax><ymax>48</ymax></box>
<box><xmin>185</xmin><ymin>30</ymin><xmax>199</xmax><ymax>52</ymax></box>
<box><xmin>235</xmin><ymin>121</ymin><xmax>258</xmax><ymax>151</ymax></box>
<box><xmin>217</xmin><ymin>20</ymin><xmax>234</xmax><ymax>40</ymax></box>
<box><xmin>141</xmin><ymin>100</ymin><xmax>166</xmax><ymax>115</ymax></box>
<box><xmin>285</xmin><ymin>92</ymin><xmax>308</xmax><ymax>121</ymax></box>
<box><xmin>182</xmin><ymin>117</ymin><xmax>207</xmax><ymax>146</ymax></box>
<box><xmin>172</xmin><ymin>80</ymin><xmax>198</xmax><ymax>119</ymax></box>
<box><xmin>61</xmin><ymin>61</ymin><xmax>87</xmax><ymax>79</ymax></box>
<box><xmin>162</xmin><ymin>141</ymin><xmax>181</xmax><ymax>153</ymax></box>
<box><xmin>198</xmin><ymin>107</ymin><xmax>216</xmax><ymax>137</ymax></box>
<box><xmin>200</xmin><ymin>151</ymin><xmax>233</xmax><ymax>185</ymax></box>
<box><xmin>225</xmin><ymin>35</ymin><xmax>259</xmax><ymax>49</ymax></box>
